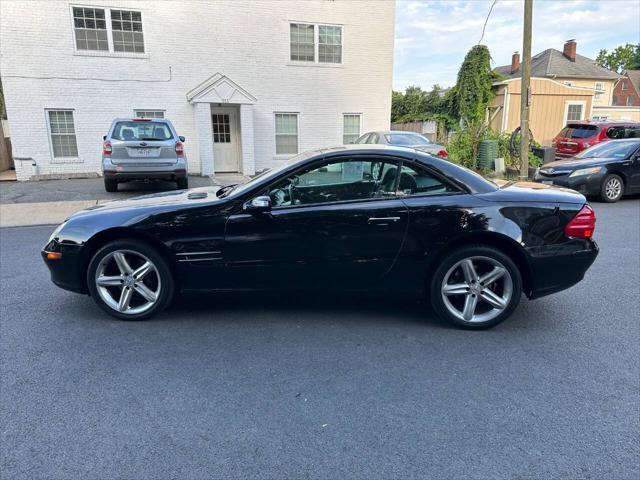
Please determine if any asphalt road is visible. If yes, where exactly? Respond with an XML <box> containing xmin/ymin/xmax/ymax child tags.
<box><xmin>1</xmin><ymin>199</ymin><xmax>638</xmax><ymax>479</ymax></box>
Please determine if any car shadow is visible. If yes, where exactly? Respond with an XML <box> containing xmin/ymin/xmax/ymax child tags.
<box><xmin>163</xmin><ymin>291</ymin><xmax>453</xmax><ymax>329</ymax></box>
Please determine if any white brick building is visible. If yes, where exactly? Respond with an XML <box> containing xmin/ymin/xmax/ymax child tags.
<box><xmin>0</xmin><ymin>0</ymin><xmax>395</xmax><ymax>181</ymax></box>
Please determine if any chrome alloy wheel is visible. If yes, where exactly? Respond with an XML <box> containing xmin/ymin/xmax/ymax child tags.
<box><xmin>605</xmin><ymin>177</ymin><xmax>622</xmax><ymax>200</ymax></box>
<box><xmin>94</xmin><ymin>249</ymin><xmax>161</xmax><ymax>315</ymax></box>
<box><xmin>441</xmin><ymin>256</ymin><xmax>513</xmax><ymax>323</ymax></box>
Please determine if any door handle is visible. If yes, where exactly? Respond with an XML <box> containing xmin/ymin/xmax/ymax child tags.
<box><xmin>368</xmin><ymin>216</ymin><xmax>401</xmax><ymax>224</ymax></box>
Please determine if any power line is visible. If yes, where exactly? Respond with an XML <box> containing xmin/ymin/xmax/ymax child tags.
<box><xmin>478</xmin><ymin>0</ymin><xmax>498</xmax><ymax>45</ymax></box>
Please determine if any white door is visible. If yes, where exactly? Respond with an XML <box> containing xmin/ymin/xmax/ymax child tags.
<box><xmin>212</xmin><ymin>106</ymin><xmax>241</xmax><ymax>172</ymax></box>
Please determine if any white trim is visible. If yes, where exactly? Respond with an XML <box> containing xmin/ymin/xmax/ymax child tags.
<box><xmin>501</xmin><ymin>88</ymin><xmax>509</xmax><ymax>132</ymax></box>
<box><xmin>133</xmin><ymin>109</ymin><xmax>165</xmax><ymax>118</ymax></box>
<box><xmin>44</xmin><ymin>108</ymin><xmax>82</xmax><ymax>163</ymax></box>
<box><xmin>186</xmin><ymin>73</ymin><xmax>257</xmax><ymax>104</ymax></box>
<box><xmin>563</xmin><ymin>100</ymin><xmax>587</xmax><ymax>125</ymax></box>
<box><xmin>493</xmin><ymin>76</ymin><xmax>596</xmax><ymax>94</ymax></box>
<box><xmin>69</xmin><ymin>4</ymin><xmax>148</xmax><ymax>59</ymax></box>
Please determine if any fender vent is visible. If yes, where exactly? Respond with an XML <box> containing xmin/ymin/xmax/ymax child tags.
<box><xmin>187</xmin><ymin>192</ymin><xmax>208</xmax><ymax>200</ymax></box>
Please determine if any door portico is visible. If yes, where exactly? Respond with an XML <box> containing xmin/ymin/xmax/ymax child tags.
<box><xmin>187</xmin><ymin>73</ymin><xmax>257</xmax><ymax>176</ymax></box>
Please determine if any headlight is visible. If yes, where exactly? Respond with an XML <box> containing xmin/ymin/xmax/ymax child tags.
<box><xmin>48</xmin><ymin>221</ymin><xmax>67</xmax><ymax>243</ymax></box>
<box><xmin>569</xmin><ymin>167</ymin><xmax>603</xmax><ymax>178</ymax></box>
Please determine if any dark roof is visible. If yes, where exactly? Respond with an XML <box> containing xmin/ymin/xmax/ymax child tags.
<box><xmin>623</xmin><ymin>70</ymin><xmax>640</xmax><ymax>93</ymax></box>
<box><xmin>495</xmin><ymin>48</ymin><xmax>619</xmax><ymax>80</ymax></box>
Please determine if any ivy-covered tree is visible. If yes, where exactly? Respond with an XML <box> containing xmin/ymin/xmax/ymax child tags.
<box><xmin>454</xmin><ymin>45</ymin><xmax>497</xmax><ymax>127</ymax></box>
<box><xmin>596</xmin><ymin>44</ymin><xmax>640</xmax><ymax>73</ymax></box>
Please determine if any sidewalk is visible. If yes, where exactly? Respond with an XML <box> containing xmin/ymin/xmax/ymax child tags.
<box><xmin>0</xmin><ymin>175</ymin><xmax>218</xmax><ymax>227</ymax></box>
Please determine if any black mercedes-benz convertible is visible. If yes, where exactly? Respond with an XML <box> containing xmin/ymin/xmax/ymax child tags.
<box><xmin>42</xmin><ymin>145</ymin><xmax>598</xmax><ymax>329</ymax></box>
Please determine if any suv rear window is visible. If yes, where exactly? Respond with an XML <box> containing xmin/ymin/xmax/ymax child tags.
<box><xmin>558</xmin><ymin>124</ymin><xmax>598</xmax><ymax>139</ymax></box>
<box><xmin>111</xmin><ymin>121</ymin><xmax>174</xmax><ymax>141</ymax></box>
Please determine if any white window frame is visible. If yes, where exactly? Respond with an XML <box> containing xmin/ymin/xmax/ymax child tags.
<box><xmin>563</xmin><ymin>100</ymin><xmax>586</xmax><ymax>124</ymax></box>
<box><xmin>288</xmin><ymin>21</ymin><xmax>343</xmax><ymax>66</ymax></box>
<box><xmin>274</xmin><ymin>112</ymin><xmax>299</xmax><ymax>157</ymax></box>
<box><xmin>133</xmin><ymin>109</ymin><xmax>165</xmax><ymax>119</ymax></box>
<box><xmin>342</xmin><ymin>113</ymin><xmax>362</xmax><ymax>144</ymax></box>
<box><xmin>45</xmin><ymin>109</ymin><xmax>81</xmax><ymax>163</ymax></box>
<box><xmin>594</xmin><ymin>82</ymin><xmax>604</xmax><ymax>101</ymax></box>
<box><xmin>69</xmin><ymin>4</ymin><xmax>148</xmax><ymax>58</ymax></box>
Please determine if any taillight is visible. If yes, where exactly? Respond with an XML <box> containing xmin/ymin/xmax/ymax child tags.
<box><xmin>564</xmin><ymin>204</ymin><xmax>596</xmax><ymax>239</ymax></box>
<box><xmin>175</xmin><ymin>141</ymin><xmax>184</xmax><ymax>156</ymax></box>
<box><xmin>437</xmin><ymin>149</ymin><xmax>448</xmax><ymax>158</ymax></box>
<box><xmin>102</xmin><ymin>141</ymin><xmax>112</xmax><ymax>156</ymax></box>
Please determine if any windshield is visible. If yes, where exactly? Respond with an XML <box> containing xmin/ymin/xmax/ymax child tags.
<box><xmin>111</xmin><ymin>121</ymin><xmax>174</xmax><ymax>141</ymax></box>
<box><xmin>575</xmin><ymin>140</ymin><xmax>639</xmax><ymax>159</ymax></box>
<box><xmin>219</xmin><ymin>152</ymin><xmax>311</xmax><ymax>198</ymax></box>
<box><xmin>384</xmin><ymin>133</ymin><xmax>431</xmax><ymax>146</ymax></box>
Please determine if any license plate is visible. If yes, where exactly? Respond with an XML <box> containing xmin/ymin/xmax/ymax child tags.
<box><xmin>542</xmin><ymin>180</ymin><xmax>553</xmax><ymax>185</ymax></box>
<box><xmin>136</xmin><ymin>148</ymin><xmax>152</xmax><ymax>156</ymax></box>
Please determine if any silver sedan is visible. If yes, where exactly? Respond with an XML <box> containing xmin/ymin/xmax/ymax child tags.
<box><xmin>354</xmin><ymin>130</ymin><xmax>448</xmax><ymax>158</ymax></box>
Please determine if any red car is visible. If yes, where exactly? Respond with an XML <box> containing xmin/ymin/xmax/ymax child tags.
<box><xmin>552</xmin><ymin>121</ymin><xmax>640</xmax><ymax>158</ymax></box>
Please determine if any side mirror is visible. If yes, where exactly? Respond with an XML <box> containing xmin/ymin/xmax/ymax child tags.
<box><xmin>179</xmin><ymin>136</ymin><xmax>185</xmax><ymax>142</ymax></box>
<box><xmin>243</xmin><ymin>195</ymin><xmax>272</xmax><ymax>213</ymax></box>
<box><xmin>103</xmin><ymin>135</ymin><xmax>107</xmax><ymax>141</ymax></box>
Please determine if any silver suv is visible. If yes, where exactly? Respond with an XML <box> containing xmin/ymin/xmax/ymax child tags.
<box><xmin>102</xmin><ymin>118</ymin><xmax>188</xmax><ymax>192</ymax></box>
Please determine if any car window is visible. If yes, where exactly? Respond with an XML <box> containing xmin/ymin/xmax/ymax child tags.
<box><xmin>267</xmin><ymin>158</ymin><xmax>398</xmax><ymax>207</ymax></box>
<box><xmin>623</xmin><ymin>126</ymin><xmax>640</xmax><ymax>138</ymax></box>
<box><xmin>606</xmin><ymin>127</ymin><xmax>627</xmax><ymax>139</ymax></box>
<box><xmin>384</xmin><ymin>133</ymin><xmax>431</xmax><ymax>145</ymax></box>
<box><xmin>366</xmin><ymin>133</ymin><xmax>379</xmax><ymax>144</ymax></box>
<box><xmin>397</xmin><ymin>164</ymin><xmax>457</xmax><ymax>196</ymax></box>
<box><xmin>560</xmin><ymin>124</ymin><xmax>598</xmax><ymax>139</ymax></box>
<box><xmin>354</xmin><ymin>133</ymin><xmax>370</xmax><ymax>144</ymax></box>
<box><xmin>575</xmin><ymin>140</ymin><xmax>640</xmax><ymax>159</ymax></box>
<box><xmin>111</xmin><ymin>121</ymin><xmax>173</xmax><ymax>141</ymax></box>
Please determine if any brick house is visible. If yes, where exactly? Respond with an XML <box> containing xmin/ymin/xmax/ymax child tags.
<box><xmin>612</xmin><ymin>70</ymin><xmax>640</xmax><ymax>107</ymax></box>
<box><xmin>0</xmin><ymin>0</ymin><xmax>395</xmax><ymax>181</ymax></box>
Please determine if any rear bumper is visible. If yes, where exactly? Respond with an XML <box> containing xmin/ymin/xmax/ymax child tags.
<box><xmin>102</xmin><ymin>157</ymin><xmax>187</xmax><ymax>181</ymax></box>
<box><xmin>527</xmin><ymin>240</ymin><xmax>599</xmax><ymax>299</ymax></box>
<box><xmin>534</xmin><ymin>172</ymin><xmax>604</xmax><ymax>196</ymax></box>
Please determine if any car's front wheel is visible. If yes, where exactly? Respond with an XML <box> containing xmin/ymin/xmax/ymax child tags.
<box><xmin>600</xmin><ymin>174</ymin><xmax>624</xmax><ymax>202</ymax></box>
<box><xmin>104</xmin><ymin>178</ymin><xmax>118</xmax><ymax>192</ymax></box>
<box><xmin>87</xmin><ymin>240</ymin><xmax>174</xmax><ymax>320</ymax></box>
<box><xmin>430</xmin><ymin>245</ymin><xmax>522</xmax><ymax>329</ymax></box>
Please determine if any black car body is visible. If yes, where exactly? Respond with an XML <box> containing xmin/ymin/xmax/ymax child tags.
<box><xmin>535</xmin><ymin>139</ymin><xmax>640</xmax><ymax>202</ymax></box>
<box><xmin>43</xmin><ymin>146</ymin><xmax>598</xmax><ymax>328</ymax></box>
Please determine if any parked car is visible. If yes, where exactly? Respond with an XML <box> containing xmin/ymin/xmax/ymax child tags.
<box><xmin>102</xmin><ymin>118</ymin><xmax>188</xmax><ymax>192</ymax></box>
<box><xmin>552</xmin><ymin>121</ymin><xmax>640</xmax><ymax>159</ymax></box>
<box><xmin>535</xmin><ymin>139</ymin><xmax>640</xmax><ymax>202</ymax></box>
<box><xmin>42</xmin><ymin>145</ymin><xmax>598</xmax><ymax>329</ymax></box>
<box><xmin>354</xmin><ymin>130</ymin><xmax>448</xmax><ymax>158</ymax></box>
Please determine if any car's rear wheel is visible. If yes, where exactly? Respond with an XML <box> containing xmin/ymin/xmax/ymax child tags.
<box><xmin>600</xmin><ymin>174</ymin><xmax>623</xmax><ymax>202</ymax></box>
<box><xmin>104</xmin><ymin>178</ymin><xmax>118</xmax><ymax>192</ymax></box>
<box><xmin>430</xmin><ymin>245</ymin><xmax>522</xmax><ymax>329</ymax></box>
<box><xmin>176</xmin><ymin>177</ymin><xmax>188</xmax><ymax>189</ymax></box>
<box><xmin>87</xmin><ymin>240</ymin><xmax>174</xmax><ymax>320</ymax></box>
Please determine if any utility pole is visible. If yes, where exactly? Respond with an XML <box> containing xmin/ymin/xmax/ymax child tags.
<box><xmin>519</xmin><ymin>0</ymin><xmax>533</xmax><ymax>179</ymax></box>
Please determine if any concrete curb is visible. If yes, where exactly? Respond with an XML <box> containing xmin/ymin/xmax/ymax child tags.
<box><xmin>0</xmin><ymin>200</ymin><xmax>102</xmax><ymax>228</ymax></box>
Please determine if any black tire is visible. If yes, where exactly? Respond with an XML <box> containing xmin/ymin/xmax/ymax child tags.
<box><xmin>430</xmin><ymin>245</ymin><xmax>522</xmax><ymax>329</ymax></box>
<box><xmin>176</xmin><ymin>177</ymin><xmax>189</xmax><ymax>189</ymax></box>
<box><xmin>87</xmin><ymin>239</ymin><xmax>175</xmax><ymax>321</ymax></box>
<box><xmin>104</xmin><ymin>178</ymin><xmax>118</xmax><ymax>192</ymax></box>
<box><xmin>600</xmin><ymin>174</ymin><xmax>624</xmax><ymax>203</ymax></box>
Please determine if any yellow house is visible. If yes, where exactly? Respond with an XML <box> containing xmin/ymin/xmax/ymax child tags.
<box><xmin>492</xmin><ymin>40</ymin><xmax>621</xmax><ymax>146</ymax></box>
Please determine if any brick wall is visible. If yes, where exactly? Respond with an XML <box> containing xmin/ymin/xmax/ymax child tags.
<box><xmin>0</xmin><ymin>0</ymin><xmax>395</xmax><ymax>180</ymax></box>
<box><xmin>612</xmin><ymin>75</ymin><xmax>640</xmax><ymax>107</ymax></box>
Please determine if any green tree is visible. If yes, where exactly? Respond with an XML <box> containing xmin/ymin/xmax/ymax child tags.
<box><xmin>596</xmin><ymin>44</ymin><xmax>640</xmax><ymax>73</ymax></box>
<box><xmin>454</xmin><ymin>45</ymin><xmax>497</xmax><ymax>127</ymax></box>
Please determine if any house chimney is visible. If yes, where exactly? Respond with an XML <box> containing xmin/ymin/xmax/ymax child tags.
<box><xmin>563</xmin><ymin>39</ymin><xmax>577</xmax><ymax>62</ymax></box>
<box><xmin>511</xmin><ymin>51</ymin><xmax>520</xmax><ymax>73</ymax></box>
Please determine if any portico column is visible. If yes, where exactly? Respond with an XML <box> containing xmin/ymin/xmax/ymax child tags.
<box><xmin>239</xmin><ymin>104</ymin><xmax>255</xmax><ymax>175</ymax></box>
<box><xmin>194</xmin><ymin>102</ymin><xmax>214</xmax><ymax>176</ymax></box>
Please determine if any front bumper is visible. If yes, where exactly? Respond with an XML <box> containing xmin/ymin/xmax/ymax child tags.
<box><xmin>534</xmin><ymin>171</ymin><xmax>604</xmax><ymax>196</ymax></box>
<box><xmin>42</xmin><ymin>239</ymin><xmax>87</xmax><ymax>294</ymax></box>
<box><xmin>102</xmin><ymin>157</ymin><xmax>187</xmax><ymax>181</ymax></box>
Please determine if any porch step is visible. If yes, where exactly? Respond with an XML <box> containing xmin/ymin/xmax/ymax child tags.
<box><xmin>210</xmin><ymin>173</ymin><xmax>251</xmax><ymax>186</ymax></box>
